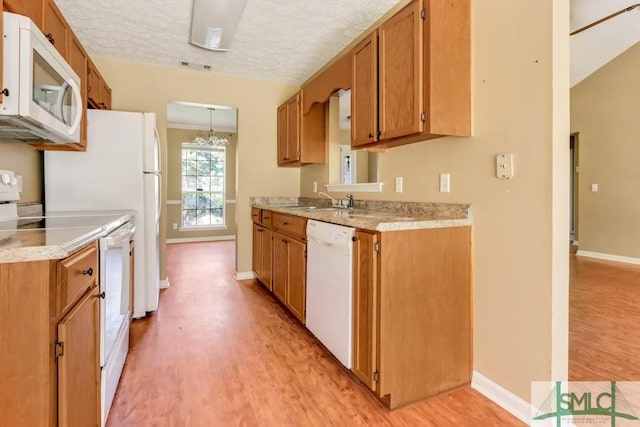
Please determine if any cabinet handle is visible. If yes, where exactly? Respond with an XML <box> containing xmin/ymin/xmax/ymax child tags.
<box><xmin>45</xmin><ymin>33</ymin><xmax>54</xmax><ymax>44</ymax></box>
<box><xmin>83</xmin><ymin>267</ymin><xmax>94</xmax><ymax>276</ymax></box>
<box><xmin>282</xmin><ymin>222</ymin><xmax>289</xmax><ymax>225</ymax></box>
<box><xmin>99</xmin><ymin>291</ymin><xmax>106</xmax><ymax>299</ymax></box>
<box><xmin>378</xmin><ymin>131</ymin><xmax>383</xmax><ymax>137</ymax></box>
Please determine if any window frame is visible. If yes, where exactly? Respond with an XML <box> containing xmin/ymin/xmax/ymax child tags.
<box><xmin>180</xmin><ymin>143</ymin><xmax>227</xmax><ymax>230</ymax></box>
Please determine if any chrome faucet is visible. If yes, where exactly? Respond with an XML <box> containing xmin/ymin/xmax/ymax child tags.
<box><xmin>318</xmin><ymin>191</ymin><xmax>339</xmax><ymax>207</ymax></box>
<box><xmin>346</xmin><ymin>194</ymin><xmax>354</xmax><ymax>209</ymax></box>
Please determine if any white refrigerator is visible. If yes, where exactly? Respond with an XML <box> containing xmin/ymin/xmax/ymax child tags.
<box><xmin>45</xmin><ymin>109</ymin><xmax>162</xmax><ymax>319</ymax></box>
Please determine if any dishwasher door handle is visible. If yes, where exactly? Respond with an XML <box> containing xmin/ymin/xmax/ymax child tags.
<box><xmin>308</xmin><ymin>236</ymin><xmax>335</xmax><ymax>247</ymax></box>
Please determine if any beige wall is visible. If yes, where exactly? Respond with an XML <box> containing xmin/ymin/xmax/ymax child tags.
<box><xmin>165</xmin><ymin>128</ymin><xmax>238</xmax><ymax>240</ymax></box>
<box><xmin>570</xmin><ymin>42</ymin><xmax>640</xmax><ymax>258</ymax></box>
<box><xmin>0</xmin><ymin>142</ymin><xmax>43</xmax><ymax>204</ymax></box>
<box><xmin>94</xmin><ymin>57</ymin><xmax>300</xmax><ymax>280</ymax></box>
<box><xmin>300</xmin><ymin>0</ymin><xmax>570</xmax><ymax>403</ymax></box>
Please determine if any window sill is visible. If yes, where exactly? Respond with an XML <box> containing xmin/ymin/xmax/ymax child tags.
<box><xmin>179</xmin><ymin>225</ymin><xmax>228</xmax><ymax>232</ymax></box>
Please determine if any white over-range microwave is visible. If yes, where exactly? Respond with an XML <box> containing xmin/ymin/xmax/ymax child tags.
<box><xmin>0</xmin><ymin>12</ymin><xmax>82</xmax><ymax>144</ymax></box>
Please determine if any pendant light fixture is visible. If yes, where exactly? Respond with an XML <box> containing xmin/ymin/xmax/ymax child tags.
<box><xmin>189</xmin><ymin>0</ymin><xmax>248</xmax><ymax>52</ymax></box>
<box><xmin>193</xmin><ymin>108</ymin><xmax>229</xmax><ymax>146</ymax></box>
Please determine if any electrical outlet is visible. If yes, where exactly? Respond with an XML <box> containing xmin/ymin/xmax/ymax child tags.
<box><xmin>173</xmin><ymin>223</ymin><xmax>178</xmax><ymax>230</ymax></box>
<box><xmin>313</xmin><ymin>181</ymin><xmax>318</xmax><ymax>193</ymax></box>
<box><xmin>395</xmin><ymin>176</ymin><xmax>403</xmax><ymax>192</ymax></box>
<box><xmin>439</xmin><ymin>173</ymin><xmax>450</xmax><ymax>192</ymax></box>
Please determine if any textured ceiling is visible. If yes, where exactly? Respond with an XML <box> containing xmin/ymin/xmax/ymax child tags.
<box><xmin>54</xmin><ymin>0</ymin><xmax>402</xmax><ymax>86</ymax></box>
<box><xmin>570</xmin><ymin>0</ymin><xmax>640</xmax><ymax>86</ymax></box>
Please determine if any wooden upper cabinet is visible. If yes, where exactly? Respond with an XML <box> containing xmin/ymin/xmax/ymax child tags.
<box><xmin>101</xmin><ymin>80</ymin><xmax>112</xmax><ymax>110</ymax></box>
<box><xmin>378</xmin><ymin>0</ymin><xmax>423</xmax><ymax>140</ymax></box>
<box><xmin>43</xmin><ymin>0</ymin><xmax>68</xmax><ymax>57</ymax></box>
<box><xmin>277</xmin><ymin>104</ymin><xmax>289</xmax><ymax>164</ymax></box>
<box><xmin>348</xmin><ymin>0</ymin><xmax>470</xmax><ymax>150</ymax></box>
<box><xmin>87</xmin><ymin>59</ymin><xmax>112</xmax><ymax>110</ymax></box>
<box><xmin>3</xmin><ymin>0</ymin><xmax>43</xmax><ymax>27</ymax></box>
<box><xmin>351</xmin><ymin>32</ymin><xmax>378</xmax><ymax>148</ymax></box>
<box><xmin>285</xmin><ymin>94</ymin><xmax>300</xmax><ymax>162</ymax></box>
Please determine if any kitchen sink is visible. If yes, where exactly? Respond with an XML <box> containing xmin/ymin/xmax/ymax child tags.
<box><xmin>287</xmin><ymin>206</ymin><xmax>341</xmax><ymax>212</ymax></box>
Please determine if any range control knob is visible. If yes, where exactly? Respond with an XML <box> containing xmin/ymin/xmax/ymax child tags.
<box><xmin>1</xmin><ymin>174</ymin><xmax>11</xmax><ymax>185</ymax></box>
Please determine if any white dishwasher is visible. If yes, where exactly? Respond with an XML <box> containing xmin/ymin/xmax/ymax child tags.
<box><xmin>306</xmin><ymin>220</ymin><xmax>355</xmax><ymax>368</ymax></box>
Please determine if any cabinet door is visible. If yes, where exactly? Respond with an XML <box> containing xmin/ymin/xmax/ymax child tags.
<box><xmin>3</xmin><ymin>0</ymin><xmax>43</xmax><ymax>27</ymax></box>
<box><xmin>378</xmin><ymin>0</ymin><xmax>423</xmax><ymax>140</ymax></box>
<box><xmin>87</xmin><ymin>61</ymin><xmax>102</xmax><ymax>108</ymax></box>
<box><xmin>286</xmin><ymin>94</ymin><xmax>300</xmax><ymax>162</ymax></box>
<box><xmin>286</xmin><ymin>238</ymin><xmax>306</xmax><ymax>323</ymax></box>
<box><xmin>272</xmin><ymin>233</ymin><xmax>288</xmax><ymax>304</ymax></box>
<box><xmin>58</xmin><ymin>288</ymin><xmax>100</xmax><ymax>427</ymax></box>
<box><xmin>277</xmin><ymin>104</ymin><xmax>288</xmax><ymax>165</ymax></box>
<box><xmin>351</xmin><ymin>32</ymin><xmax>378</xmax><ymax>147</ymax></box>
<box><xmin>101</xmin><ymin>81</ymin><xmax>112</xmax><ymax>110</ymax></box>
<box><xmin>252</xmin><ymin>224</ymin><xmax>263</xmax><ymax>279</ymax></box>
<box><xmin>43</xmin><ymin>0</ymin><xmax>68</xmax><ymax>57</ymax></box>
<box><xmin>260</xmin><ymin>228</ymin><xmax>274</xmax><ymax>292</ymax></box>
<box><xmin>352</xmin><ymin>231</ymin><xmax>378</xmax><ymax>391</ymax></box>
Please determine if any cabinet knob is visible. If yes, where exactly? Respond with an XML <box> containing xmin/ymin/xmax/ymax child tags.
<box><xmin>282</xmin><ymin>222</ymin><xmax>289</xmax><ymax>225</ymax></box>
<box><xmin>378</xmin><ymin>131</ymin><xmax>383</xmax><ymax>137</ymax></box>
<box><xmin>99</xmin><ymin>291</ymin><xmax>106</xmax><ymax>299</ymax></box>
<box><xmin>352</xmin><ymin>236</ymin><xmax>357</xmax><ymax>242</ymax></box>
<box><xmin>45</xmin><ymin>33</ymin><xmax>54</xmax><ymax>44</ymax></box>
<box><xmin>82</xmin><ymin>267</ymin><xmax>94</xmax><ymax>276</ymax></box>
<box><xmin>368</xmin><ymin>133</ymin><xmax>374</xmax><ymax>139</ymax></box>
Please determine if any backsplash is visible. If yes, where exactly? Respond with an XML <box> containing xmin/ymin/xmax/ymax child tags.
<box><xmin>251</xmin><ymin>196</ymin><xmax>471</xmax><ymax>220</ymax></box>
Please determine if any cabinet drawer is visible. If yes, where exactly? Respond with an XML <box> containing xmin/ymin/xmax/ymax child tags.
<box><xmin>261</xmin><ymin>210</ymin><xmax>273</xmax><ymax>227</ymax></box>
<box><xmin>251</xmin><ymin>207</ymin><xmax>261</xmax><ymax>223</ymax></box>
<box><xmin>58</xmin><ymin>243</ymin><xmax>98</xmax><ymax>316</ymax></box>
<box><xmin>272</xmin><ymin>213</ymin><xmax>306</xmax><ymax>239</ymax></box>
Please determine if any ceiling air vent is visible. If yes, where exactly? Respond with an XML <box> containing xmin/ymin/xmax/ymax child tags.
<box><xmin>179</xmin><ymin>61</ymin><xmax>213</xmax><ymax>72</ymax></box>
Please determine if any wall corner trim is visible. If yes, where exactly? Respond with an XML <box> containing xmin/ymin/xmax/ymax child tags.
<box><xmin>471</xmin><ymin>371</ymin><xmax>531</xmax><ymax>425</ymax></box>
<box><xmin>234</xmin><ymin>271</ymin><xmax>256</xmax><ymax>280</ymax></box>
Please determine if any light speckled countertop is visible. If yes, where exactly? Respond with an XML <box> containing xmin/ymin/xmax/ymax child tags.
<box><xmin>252</xmin><ymin>197</ymin><xmax>472</xmax><ymax>232</ymax></box>
<box><xmin>0</xmin><ymin>211</ymin><xmax>134</xmax><ymax>263</ymax></box>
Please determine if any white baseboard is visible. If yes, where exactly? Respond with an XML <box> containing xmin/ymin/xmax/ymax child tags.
<box><xmin>234</xmin><ymin>271</ymin><xmax>256</xmax><ymax>280</ymax></box>
<box><xmin>160</xmin><ymin>279</ymin><xmax>170</xmax><ymax>289</ymax></box>
<box><xmin>576</xmin><ymin>250</ymin><xmax>640</xmax><ymax>265</ymax></box>
<box><xmin>471</xmin><ymin>371</ymin><xmax>531</xmax><ymax>425</ymax></box>
<box><xmin>167</xmin><ymin>235</ymin><xmax>236</xmax><ymax>244</ymax></box>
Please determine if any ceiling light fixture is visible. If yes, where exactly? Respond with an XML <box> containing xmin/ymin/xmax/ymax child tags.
<box><xmin>193</xmin><ymin>109</ymin><xmax>229</xmax><ymax>146</ymax></box>
<box><xmin>189</xmin><ymin>0</ymin><xmax>248</xmax><ymax>52</ymax></box>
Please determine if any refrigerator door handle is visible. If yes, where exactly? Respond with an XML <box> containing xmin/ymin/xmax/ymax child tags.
<box><xmin>143</xmin><ymin>171</ymin><xmax>162</xmax><ymax>223</ymax></box>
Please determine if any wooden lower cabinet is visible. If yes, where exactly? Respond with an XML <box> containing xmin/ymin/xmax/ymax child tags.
<box><xmin>0</xmin><ymin>243</ymin><xmax>100</xmax><ymax>426</ymax></box>
<box><xmin>272</xmin><ymin>232</ymin><xmax>306</xmax><ymax>323</ymax></box>
<box><xmin>252</xmin><ymin>223</ymin><xmax>273</xmax><ymax>292</ymax></box>
<box><xmin>253</xmin><ymin>208</ymin><xmax>307</xmax><ymax>324</ymax></box>
<box><xmin>57</xmin><ymin>288</ymin><xmax>100</xmax><ymax>427</ymax></box>
<box><xmin>352</xmin><ymin>226</ymin><xmax>472</xmax><ymax>409</ymax></box>
<box><xmin>352</xmin><ymin>230</ymin><xmax>378</xmax><ymax>391</ymax></box>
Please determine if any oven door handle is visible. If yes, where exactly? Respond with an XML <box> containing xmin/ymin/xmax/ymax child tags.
<box><xmin>104</xmin><ymin>223</ymin><xmax>136</xmax><ymax>247</ymax></box>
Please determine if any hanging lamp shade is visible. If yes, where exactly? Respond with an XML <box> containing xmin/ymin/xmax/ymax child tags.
<box><xmin>189</xmin><ymin>0</ymin><xmax>248</xmax><ymax>51</ymax></box>
<box><xmin>193</xmin><ymin>108</ymin><xmax>229</xmax><ymax>146</ymax></box>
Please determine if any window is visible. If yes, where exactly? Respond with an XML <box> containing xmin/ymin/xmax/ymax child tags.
<box><xmin>181</xmin><ymin>145</ymin><xmax>225</xmax><ymax>227</ymax></box>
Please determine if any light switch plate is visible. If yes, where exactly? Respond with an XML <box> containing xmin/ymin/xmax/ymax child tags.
<box><xmin>395</xmin><ymin>176</ymin><xmax>403</xmax><ymax>193</ymax></box>
<box><xmin>439</xmin><ymin>173</ymin><xmax>450</xmax><ymax>192</ymax></box>
<box><xmin>496</xmin><ymin>153</ymin><xmax>514</xmax><ymax>179</ymax></box>
<box><xmin>591</xmin><ymin>183</ymin><xmax>598</xmax><ymax>192</ymax></box>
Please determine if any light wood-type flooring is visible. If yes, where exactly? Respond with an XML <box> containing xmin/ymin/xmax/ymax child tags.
<box><xmin>107</xmin><ymin>241</ymin><xmax>523</xmax><ymax>426</ymax></box>
<box><xmin>569</xmin><ymin>253</ymin><xmax>640</xmax><ymax>381</ymax></box>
